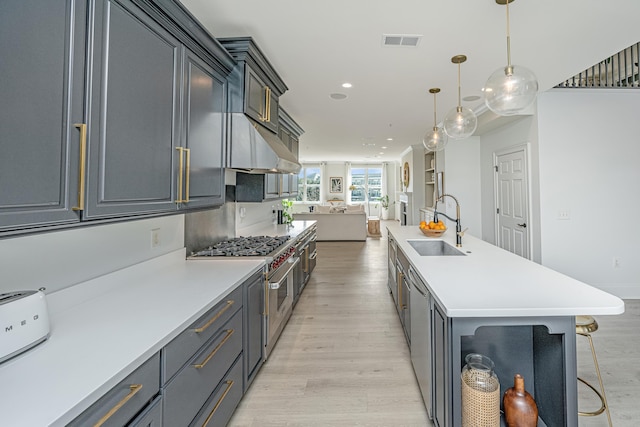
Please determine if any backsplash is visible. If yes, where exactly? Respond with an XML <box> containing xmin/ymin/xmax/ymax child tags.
<box><xmin>0</xmin><ymin>215</ymin><xmax>185</xmax><ymax>295</ymax></box>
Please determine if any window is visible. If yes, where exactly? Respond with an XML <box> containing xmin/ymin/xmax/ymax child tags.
<box><xmin>350</xmin><ymin>166</ymin><xmax>382</xmax><ymax>202</ymax></box>
<box><xmin>296</xmin><ymin>166</ymin><xmax>321</xmax><ymax>202</ymax></box>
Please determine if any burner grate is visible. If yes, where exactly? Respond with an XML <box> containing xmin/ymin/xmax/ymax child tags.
<box><xmin>191</xmin><ymin>235</ymin><xmax>290</xmax><ymax>257</ymax></box>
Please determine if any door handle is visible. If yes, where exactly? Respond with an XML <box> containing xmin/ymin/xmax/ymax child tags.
<box><xmin>517</xmin><ymin>223</ymin><xmax>527</xmax><ymax>228</ymax></box>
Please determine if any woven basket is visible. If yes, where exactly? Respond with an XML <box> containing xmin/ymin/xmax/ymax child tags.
<box><xmin>461</xmin><ymin>368</ymin><xmax>501</xmax><ymax>427</ymax></box>
<box><xmin>419</xmin><ymin>227</ymin><xmax>446</xmax><ymax>237</ymax></box>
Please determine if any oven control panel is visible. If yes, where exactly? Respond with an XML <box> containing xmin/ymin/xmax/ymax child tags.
<box><xmin>269</xmin><ymin>246</ymin><xmax>296</xmax><ymax>272</ymax></box>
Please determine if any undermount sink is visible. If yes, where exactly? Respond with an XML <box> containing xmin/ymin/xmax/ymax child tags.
<box><xmin>408</xmin><ymin>240</ymin><xmax>466</xmax><ymax>256</ymax></box>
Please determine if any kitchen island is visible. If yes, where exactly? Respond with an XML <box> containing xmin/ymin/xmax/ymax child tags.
<box><xmin>386</xmin><ymin>223</ymin><xmax>624</xmax><ymax>427</ymax></box>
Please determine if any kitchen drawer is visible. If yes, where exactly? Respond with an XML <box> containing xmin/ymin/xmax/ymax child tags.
<box><xmin>163</xmin><ymin>310</ymin><xmax>243</xmax><ymax>427</ymax></box>
<box><xmin>162</xmin><ymin>286</ymin><xmax>242</xmax><ymax>382</ymax></box>
<box><xmin>68</xmin><ymin>352</ymin><xmax>160</xmax><ymax>427</ymax></box>
<box><xmin>189</xmin><ymin>354</ymin><xmax>243</xmax><ymax>427</ymax></box>
<box><xmin>129</xmin><ymin>395</ymin><xmax>162</xmax><ymax>427</ymax></box>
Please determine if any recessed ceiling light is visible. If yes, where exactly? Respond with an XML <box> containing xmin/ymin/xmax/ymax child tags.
<box><xmin>463</xmin><ymin>95</ymin><xmax>481</xmax><ymax>102</ymax></box>
<box><xmin>342</xmin><ymin>83</ymin><xmax>352</xmax><ymax>88</ymax></box>
<box><xmin>386</xmin><ymin>137</ymin><xmax>393</xmax><ymax>141</ymax></box>
<box><xmin>381</xmin><ymin>146</ymin><xmax>388</xmax><ymax>149</ymax></box>
<box><xmin>379</xmin><ymin>152</ymin><xmax>385</xmax><ymax>155</ymax></box>
<box><xmin>330</xmin><ymin>93</ymin><xmax>347</xmax><ymax>100</ymax></box>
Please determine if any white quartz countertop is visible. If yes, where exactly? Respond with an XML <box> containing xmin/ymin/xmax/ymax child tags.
<box><xmin>0</xmin><ymin>249</ymin><xmax>265</xmax><ymax>427</ymax></box>
<box><xmin>387</xmin><ymin>223</ymin><xmax>624</xmax><ymax>318</ymax></box>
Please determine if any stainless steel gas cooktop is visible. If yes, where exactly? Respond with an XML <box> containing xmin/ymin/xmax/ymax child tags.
<box><xmin>190</xmin><ymin>235</ymin><xmax>291</xmax><ymax>257</ymax></box>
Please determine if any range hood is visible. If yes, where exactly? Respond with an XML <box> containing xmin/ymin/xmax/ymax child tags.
<box><xmin>228</xmin><ymin>113</ymin><xmax>300</xmax><ymax>174</ymax></box>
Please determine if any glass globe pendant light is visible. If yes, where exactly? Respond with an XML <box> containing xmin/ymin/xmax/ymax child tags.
<box><xmin>423</xmin><ymin>88</ymin><xmax>448</xmax><ymax>152</ymax></box>
<box><xmin>484</xmin><ymin>0</ymin><xmax>538</xmax><ymax>116</ymax></box>
<box><xmin>443</xmin><ymin>55</ymin><xmax>477</xmax><ymax>139</ymax></box>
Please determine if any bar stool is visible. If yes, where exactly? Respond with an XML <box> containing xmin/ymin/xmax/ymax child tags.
<box><xmin>576</xmin><ymin>315</ymin><xmax>612</xmax><ymax>427</ymax></box>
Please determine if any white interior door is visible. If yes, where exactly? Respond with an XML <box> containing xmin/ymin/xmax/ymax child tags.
<box><xmin>494</xmin><ymin>145</ymin><xmax>530</xmax><ymax>259</ymax></box>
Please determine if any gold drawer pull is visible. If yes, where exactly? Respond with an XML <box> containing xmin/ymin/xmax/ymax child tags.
<box><xmin>175</xmin><ymin>147</ymin><xmax>184</xmax><ymax>203</ymax></box>
<box><xmin>93</xmin><ymin>384</ymin><xmax>142</xmax><ymax>427</ymax></box>
<box><xmin>72</xmin><ymin>123</ymin><xmax>87</xmax><ymax>211</ymax></box>
<box><xmin>193</xmin><ymin>300</ymin><xmax>234</xmax><ymax>333</ymax></box>
<box><xmin>201</xmin><ymin>380</ymin><xmax>234</xmax><ymax>427</ymax></box>
<box><xmin>184</xmin><ymin>147</ymin><xmax>191</xmax><ymax>202</ymax></box>
<box><xmin>193</xmin><ymin>329</ymin><xmax>234</xmax><ymax>369</ymax></box>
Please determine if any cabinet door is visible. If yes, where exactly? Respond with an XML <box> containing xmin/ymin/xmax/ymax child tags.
<box><xmin>245</xmin><ymin>68</ymin><xmax>267</xmax><ymax>125</ymax></box>
<box><xmin>245</xmin><ymin>270</ymin><xmax>264</xmax><ymax>389</ymax></box>
<box><xmin>265</xmin><ymin>88</ymin><xmax>279</xmax><ymax>133</ymax></box>
<box><xmin>84</xmin><ymin>0</ymin><xmax>181</xmax><ymax>219</ymax></box>
<box><xmin>179</xmin><ymin>50</ymin><xmax>226</xmax><ymax>209</ymax></box>
<box><xmin>245</xmin><ymin>67</ymin><xmax>278</xmax><ymax>133</ymax></box>
<box><xmin>433</xmin><ymin>304</ymin><xmax>448</xmax><ymax>427</ymax></box>
<box><xmin>0</xmin><ymin>0</ymin><xmax>85</xmax><ymax>232</ymax></box>
<box><xmin>290</xmin><ymin>135</ymin><xmax>299</xmax><ymax>161</ymax></box>
<box><xmin>265</xmin><ymin>174</ymin><xmax>280</xmax><ymax>199</ymax></box>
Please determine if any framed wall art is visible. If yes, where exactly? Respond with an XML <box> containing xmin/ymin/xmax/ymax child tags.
<box><xmin>330</xmin><ymin>177</ymin><xmax>343</xmax><ymax>193</ymax></box>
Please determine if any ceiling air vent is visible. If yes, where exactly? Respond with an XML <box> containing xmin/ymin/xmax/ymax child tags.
<box><xmin>382</xmin><ymin>34</ymin><xmax>422</xmax><ymax>47</ymax></box>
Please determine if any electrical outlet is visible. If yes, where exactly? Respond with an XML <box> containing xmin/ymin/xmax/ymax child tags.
<box><xmin>151</xmin><ymin>228</ymin><xmax>161</xmax><ymax>248</ymax></box>
<box><xmin>557</xmin><ymin>210</ymin><xmax>570</xmax><ymax>220</ymax></box>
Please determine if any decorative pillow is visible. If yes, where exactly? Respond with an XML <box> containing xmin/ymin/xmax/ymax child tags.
<box><xmin>330</xmin><ymin>206</ymin><xmax>347</xmax><ymax>213</ymax></box>
<box><xmin>316</xmin><ymin>205</ymin><xmax>331</xmax><ymax>213</ymax></box>
<box><xmin>346</xmin><ymin>204</ymin><xmax>364</xmax><ymax>211</ymax></box>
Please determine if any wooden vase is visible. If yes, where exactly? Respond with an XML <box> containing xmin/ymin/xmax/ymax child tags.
<box><xmin>503</xmin><ymin>374</ymin><xmax>538</xmax><ymax>427</ymax></box>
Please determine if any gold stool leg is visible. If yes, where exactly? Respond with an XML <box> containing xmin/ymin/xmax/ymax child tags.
<box><xmin>578</xmin><ymin>332</ymin><xmax>613</xmax><ymax>427</ymax></box>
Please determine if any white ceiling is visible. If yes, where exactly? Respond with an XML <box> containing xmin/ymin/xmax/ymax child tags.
<box><xmin>180</xmin><ymin>0</ymin><xmax>640</xmax><ymax>163</ymax></box>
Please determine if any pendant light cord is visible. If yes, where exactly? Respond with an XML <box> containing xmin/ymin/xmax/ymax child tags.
<box><xmin>457</xmin><ymin>62</ymin><xmax>462</xmax><ymax>112</ymax></box>
<box><xmin>506</xmin><ymin>1</ymin><xmax>513</xmax><ymax>72</ymax></box>
<box><xmin>433</xmin><ymin>92</ymin><xmax>437</xmax><ymax>130</ymax></box>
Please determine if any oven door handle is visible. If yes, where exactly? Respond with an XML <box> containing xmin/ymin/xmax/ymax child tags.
<box><xmin>268</xmin><ymin>257</ymin><xmax>300</xmax><ymax>289</ymax></box>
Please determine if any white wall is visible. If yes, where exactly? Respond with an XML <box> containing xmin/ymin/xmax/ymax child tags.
<box><xmin>442</xmin><ymin>136</ymin><xmax>481</xmax><ymax>237</ymax></box>
<box><xmin>537</xmin><ymin>89</ymin><xmax>640</xmax><ymax>298</ymax></box>
<box><xmin>478</xmin><ymin>115</ymin><xmax>541</xmax><ymax>262</ymax></box>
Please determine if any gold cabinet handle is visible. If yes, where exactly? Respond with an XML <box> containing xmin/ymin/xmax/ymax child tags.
<box><xmin>193</xmin><ymin>329</ymin><xmax>234</xmax><ymax>369</ymax></box>
<box><xmin>73</xmin><ymin>123</ymin><xmax>87</xmax><ymax>211</ymax></box>
<box><xmin>260</xmin><ymin>86</ymin><xmax>269</xmax><ymax>122</ymax></box>
<box><xmin>265</xmin><ymin>86</ymin><xmax>271</xmax><ymax>123</ymax></box>
<box><xmin>397</xmin><ymin>271</ymin><xmax>404</xmax><ymax>308</ymax></box>
<box><xmin>303</xmin><ymin>247</ymin><xmax>309</xmax><ymax>273</ymax></box>
<box><xmin>193</xmin><ymin>300</ymin><xmax>234</xmax><ymax>333</ymax></box>
<box><xmin>184</xmin><ymin>147</ymin><xmax>190</xmax><ymax>202</ymax></box>
<box><xmin>201</xmin><ymin>380</ymin><xmax>234</xmax><ymax>427</ymax></box>
<box><xmin>93</xmin><ymin>384</ymin><xmax>143</xmax><ymax>427</ymax></box>
<box><xmin>264</xmin><ymin>274</ymin><xmax>269</xmax><ymax>316</ymax></box>
<box><xmin>175</xmin><ymin>147</ymin><xmax>184</xmax><ymax>203</ymax></box>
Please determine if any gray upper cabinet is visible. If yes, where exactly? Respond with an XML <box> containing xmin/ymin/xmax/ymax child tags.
<box><xmin>178</xmin><ymin>50</ymin><xmax>226</xmax><ymax>209</ymax></box>
<box><xmin>1</xmin><ymin>0</ymin><xmax>235</xmax><ymax>233</ymax></box>
<box><xmin>84</xmin><ymin>0</ymin><xmax>182</xmax><ymax>218</ymax></box>
<box><xmin>0</xmin><ymin>0</ymin><xmax>86</xmax><ymax>232</ymax></box>
<box><xmin>219</xmin><ymin>37</ymin><xmax>287</xmax><ymax>135</ymax></box>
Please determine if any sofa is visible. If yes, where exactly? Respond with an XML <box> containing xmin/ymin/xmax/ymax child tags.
<box><xmin>295</xmin><ymin>204</ymin><xmax>367</xmax><ymax>241</ymax></box>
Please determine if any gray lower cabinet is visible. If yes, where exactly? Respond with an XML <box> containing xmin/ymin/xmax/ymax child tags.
<box><xmin>162</xmin><ymin>285</ymin><xmax>244</xmax><ymax>427</ymax></box>
<box><xmin>244</xmin><ymin>270</ymin><xmax>265</xmax><ymax>390</ymax></box>
<box><xmin>68</xmin><ymin>353</ymin><xmax>161</xmax><ymax>427</ymax></box>
<box><xmin>163</xmin><ymin>310</ymin><xmax>243</xmax><ymax>426</ymax></box>
<box><xmin>189</xmin><ymin>355</ymin><xmax>244</xmax><ymax>427</ymax></box>
<box><xmin>432</xmin><ymin>303</ymin><xmax>449</xmax><ymax>427</ymax></box>
<box><xmin>130</xmin><ymin>395</ymin><xmax>163</xmax><ymax>427</ymax></box>
<box><xmin>0</xmin><ymin>0</ymin><xmax>86</xmax><ymax>232</ymax></box>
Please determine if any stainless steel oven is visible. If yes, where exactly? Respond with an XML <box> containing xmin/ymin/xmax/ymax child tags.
<box><xmin>188</xmin><ymin>235</ymin><xmax>297</xmax><ymax>359</ymax></box>
<box><xmin>265</xmin><ymin>252</ymin><xmax>298</xmax><ymax>357</ymax></box>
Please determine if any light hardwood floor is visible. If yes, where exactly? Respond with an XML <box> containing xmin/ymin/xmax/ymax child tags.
<box><xmin>229</xmin><ymin>227</ymin><xmax>640</xmax><ymax>427</ymax></box>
